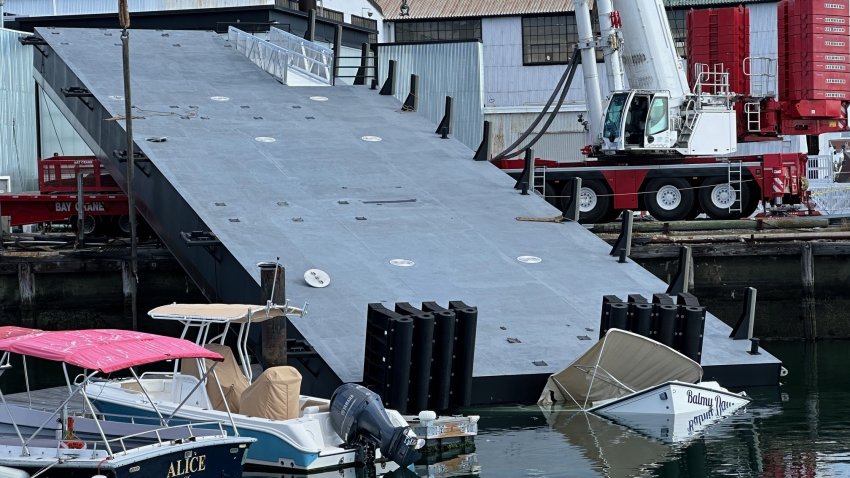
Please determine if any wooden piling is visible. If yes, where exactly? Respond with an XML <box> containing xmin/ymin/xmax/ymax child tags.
<box><xmin>18</xmin><ymin>263</ymin><xmax>35</xmax><ymax>327</ymax></box>
<box><xmin>122</xmin><ymin>260</ymin><xmax>134</xmax><ymax>327</ymax></box>
<box><xmin>801</xmin><ymin>242</ymin><xmax>817</xmax><ymax>341</ymax></box>
<box><xmin>260</xmin><ymin>263</ymin><xmax>287</xmax><ymax>367</ymax></box>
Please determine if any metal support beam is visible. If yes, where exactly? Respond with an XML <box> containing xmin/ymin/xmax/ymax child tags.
<box><xmin>379</xmin><ymin>60</ymin><xmax>395</xmax><ymax>96</ymax></box>
<box><xmin>332</xmin><ymin>25</ymin><xmax>342</xmax><ymax>85</ymax></box>
<box><xmin>354</xmin><ymin>42</ymin><xmax>369</xmax><ymax>85</ymax></box>
<box><xmin>516</xmin><ymin>148</ymin><xmax>533</xmax><ymax>195</ymax></box>
<box><xmin>305</xmin><ymin>9</ymin><xmax>316</xmax><ymax>42</ymax></box>
<box><xmin>666</xmin><ymin>246</ymin><xmax>692</xmax><ymax>295</ymax></box>
<box><xmin>120</xmin><ymin>1</ymin><xmax>139</xmax><ymax>331</ymax></box>
<box><xmin>473</xmin><ymin>120</ymin><xmax>490</xmax><ymax>161</ymax></box>
<box><xmin>609</xmin><ymin>210</ymin><xmax>633</xmax><ymax>256</ymax></box>
<box><xmin>730</xmin><ymin>287</ymin><xmax>757</xmax><ymax>340</ymax></box>
<box><xmin>435</xmin><ymin>96</ymin><xmax>452</xmax><ymax>139</ymax></box>
<box><xmin>402</xmin><ymin>74</ymin><xmax>418</xmax><ymax>112</ymax></box>
<box><xmin>563</xmin><ymin>177</ymin><xmax>582</xmax><ymax>222</ymax></box>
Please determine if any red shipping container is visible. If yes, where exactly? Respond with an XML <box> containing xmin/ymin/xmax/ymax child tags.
<box><xmin>790</xmin><ymin>61</ymin><xmax>850</xmax><ymax>74</ymax></box>
<box><xmin>788</xmin><ymin>0</ymin><xmax>850</xmax><ymax>17</ymax></box>
<box><xmin>801</xmin><ymin>22</ymin><xmax>850</xmax><ymax>34</ymax></box>
<box><xmin>686</xmin><ymin>6</ymin><xmax>749</xmax><ymax>95</ymax></box>
<box><xmin>787</xmin><ymin>33</ymin><xmax>849</xmax><ymax>54</ymax></box>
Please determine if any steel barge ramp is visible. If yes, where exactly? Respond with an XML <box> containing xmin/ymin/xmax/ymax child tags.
<box><xmin>31</xmin><ymin>28</ymin><xmax>780</xmax><ymax>402</ymax></box>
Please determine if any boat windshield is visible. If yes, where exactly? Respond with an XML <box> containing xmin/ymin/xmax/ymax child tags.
<box><xmin>603</xmin><ymin>93</ymin><xmax>629</xmax><ymax>142</ymax></box>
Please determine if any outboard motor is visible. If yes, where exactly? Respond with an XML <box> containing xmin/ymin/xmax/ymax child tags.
<box><xmin>329</xmin><ymin>383</ymin><xmax>424</xmax><ymax>467</ymax></box>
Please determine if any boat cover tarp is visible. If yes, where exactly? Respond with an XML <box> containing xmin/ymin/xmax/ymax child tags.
<box><xmin>538</xmin><ymin>329</ymin><xmax>702</xmax><ymax>407</ymax></box>
<box><xmin>0</xmin><ymin>327</ymin><xmax>40</xmax><ymax>340</ymax></box>
<box><xmin>148</xmin><ymin>303</ymin><xmax>286</xmax><ymax>323</ymax></box>
<box><xmin>0</xmin><ymin>329</ymin><xmax>223</xmax><ymax>373</ymax></box>
<box><xmin>240</xmin><ymin>366</ymin><xmax>302</xmax><ymax>420</ymax></box>
<box><xmin>181</xmin><ymin>344</ymin><xmax>250</xmax><ymax>413</ymax></box>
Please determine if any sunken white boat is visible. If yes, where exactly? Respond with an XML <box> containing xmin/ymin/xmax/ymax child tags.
<box><xmin>538</xmin><ymin>329</ymin><xmax>751</xmax><ymax>423</ymax></box>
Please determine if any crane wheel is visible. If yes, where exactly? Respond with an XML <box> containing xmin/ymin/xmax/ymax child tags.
<box><xmin>644</xmin><ymin>178</ymin><xmax>695</xmax><ymax>222</ymax></box>
<box><xmin>699</xmin><ymin>177</ymin><xmax>750</xmax><ymax>220</ymax></box>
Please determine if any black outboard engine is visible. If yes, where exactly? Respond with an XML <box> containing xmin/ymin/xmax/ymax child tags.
<box><xmin>329</xmin><ymin>383</ymin><xmax>424</xmax><ymax>467</ymax></box>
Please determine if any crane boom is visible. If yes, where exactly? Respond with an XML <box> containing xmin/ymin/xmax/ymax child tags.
<box><xmin>613</xmin><ymin>0</ymin><xmax>690</xmax><ymax>104</ymax></box>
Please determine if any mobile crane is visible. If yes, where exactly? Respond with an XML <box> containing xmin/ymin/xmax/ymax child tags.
<box><xmin>494</xmin><ymin>0</ymin><xmax>847</xmax><ymax>223</ymax></box>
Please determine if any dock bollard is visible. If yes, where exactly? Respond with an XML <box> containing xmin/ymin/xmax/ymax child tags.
<box><xmin>749</xmin><ymin>338</ymin><xmax>761</xmax><ymax>355</ymax></box>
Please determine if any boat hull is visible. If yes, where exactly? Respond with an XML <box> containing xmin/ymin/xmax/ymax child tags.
<box><xmin>87</xmin><ymin>381</ymin><xmax>368</xmax><ymax>472</ymax></box>
<box><xmin>0</xmin><ymin>436</ymin><xmax>250</xmax><ymax>478</ymax></box>
<box><xmin>590</xmin><ymin>381</ymin><xmax>751</xmax><ymax>421</ymax></box>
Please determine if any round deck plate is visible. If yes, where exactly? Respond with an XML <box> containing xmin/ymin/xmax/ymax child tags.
<box><xmin>389</xmin><ymin>259</ymin><xmax>415</xmax><ymax>267</ymax></box>
<box><xmin>517</xmin><ymin>255</ymin><xmax>542</xmax><ymax>264</ymax></box>
<box><xmin>304</xmin><ymin>269</ymin><xmax>331</xmax><ymax>288</ymax></box>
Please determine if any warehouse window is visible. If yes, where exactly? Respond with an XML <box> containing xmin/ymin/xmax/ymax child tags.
<box><xmin>394</xmin><ymin>19</ymin><xmax>482</xmax><ymax>42</ymax></box>
<box><xmin>522</xmin><ymin>15</ymin><xmax>575</xmax><ymax>65</ymax></box>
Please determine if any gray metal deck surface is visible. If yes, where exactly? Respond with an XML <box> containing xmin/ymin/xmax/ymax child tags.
<box><xmin>33</xmin><ymin>28</ymin><xmax>780</xmax><ymax>396</ymax></box>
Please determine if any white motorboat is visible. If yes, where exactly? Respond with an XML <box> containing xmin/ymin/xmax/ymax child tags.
<box><xmin>0</xmin><ymin>326</ymin><xmax>255</xmax><ymax>478</ymax></box>
<box><xmin>538</xmin><ymin>328</ymin><xmax>751</xmax><ymax>426</ymax></box>
<box><xmin>86</xmin><ymin>303</ymin><xmax>474</xmax><ymax>472</ymax></box>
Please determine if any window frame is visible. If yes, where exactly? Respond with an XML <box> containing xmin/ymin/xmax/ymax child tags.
<box><xmin>521</xmin><ymin>14</ymin><xmax>575</xmax><ymax>66</ymax></box>
<box><xmin>393</xmin><ymin>18</ymin><xmax>482</xmax><ymax>43</ymax></box>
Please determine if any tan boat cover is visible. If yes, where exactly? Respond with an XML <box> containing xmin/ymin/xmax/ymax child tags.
<box><xmin>538</xmin><ymin>328</ymin><xmax>702</xmax><ymax>407</ymax></box>
<box><xmin>149</xmin><ymin>303</ymin><xmax>287</xmax><ymax>323</ymax></box>
<box><xmin>181</xmin><ymin>344</ymin><xmax>250</xmax><ymax>413</ymax></box>
<box><xmin>239</xmin><ymin>366</ymin><xmax>302</xmax><ymax>420</ymax></box>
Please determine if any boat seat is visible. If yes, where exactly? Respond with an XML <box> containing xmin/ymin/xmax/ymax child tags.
<box><xmin>181</xmin><ymin>343</ymin><xmax>250</xmax><ymax>413</ymax></box>
<box><xmin>239</xmin><ymin>366</ymin><xmax>302</xmax><ymax>420</ymax></box>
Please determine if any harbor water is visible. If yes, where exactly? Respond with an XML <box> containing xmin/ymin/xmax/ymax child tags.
<box><xmin>462</xmin><ymin>341</ymin><xmax>849</xmax><ymax>478</ymax></box>
<box><xmin>0</xmin><ymin>340</ymin><xmax>847</xmax><ymax>477</ymax></box>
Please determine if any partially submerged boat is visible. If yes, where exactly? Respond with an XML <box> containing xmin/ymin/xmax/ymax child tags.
<box><xmin>86</xmin><ymin>303</ymin><xmax>471</xmax><ymax>472</ymax></box>
<box><xmin>538</xmin><ymin>328</ymin><xmax>750</xmax><ymax>426</ymax></box>
<box><xmin>0</xmin><ymin>327</ymin><xmax>254</xmax><ymax>478</ymax></box>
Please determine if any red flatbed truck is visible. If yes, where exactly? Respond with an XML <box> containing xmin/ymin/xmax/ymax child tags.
<box><xmin>0</xmin><ymin>156</ymin><xmax>130</xmax><ymax>235</ymax></box>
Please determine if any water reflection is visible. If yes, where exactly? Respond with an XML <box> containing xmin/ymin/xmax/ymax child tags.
<box><xmin>468</xmin><ymin>342</ymin><xmax>850</xmax><ymax>477</ymax></box>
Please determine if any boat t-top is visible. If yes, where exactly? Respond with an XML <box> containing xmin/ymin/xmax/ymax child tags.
<box><xmin>85</xmin><ymin>302</ymin><xmax>433</xmax><ymax>472</ymax></box>
<box><xmin>0</xmin><ymin>326</ymin><xmax>255</xmax><ymax>478</ymax></box>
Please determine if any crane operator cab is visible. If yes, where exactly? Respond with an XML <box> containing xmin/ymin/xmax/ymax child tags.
<box><xmin>600</xmin><ymin>90</ymin><xmax>678</xmax><ymax>154</ymax></box>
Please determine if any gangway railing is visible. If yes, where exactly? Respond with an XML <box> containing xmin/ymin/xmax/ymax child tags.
<box><xmin>228</xmin><ymin>27</ymin><xmax>289</xmax><ymax>85</ymax></box>
<box><xmin>269</xmin><ymin>27</ymin><xmax>333</xmax><ymax>84</ymax></box>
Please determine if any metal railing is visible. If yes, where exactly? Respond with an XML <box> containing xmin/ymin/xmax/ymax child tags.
<box><xmin>269</xmin><ymin>27</ymin><xmax>333</xmax><ymax>84</ymax></box>
<box><xmin>808</xmin><ymin>154</ymin><xmax>835</xmax><ymax>181</ymax></box>
<box><xmin>108</xmin><ymin>421</ymin><xmax>229</xmax><ymax>456</ymax></box>
<box><xmin>228</xmin><ymin>27</ymin><xmax>289</xmax><ymax>85</ymax></box>
<box><xmin>743</xmin><ymin>56</ymin><xmax>777</xmax><ymax>97</ymax></box>
<box><xmin>692</xmin><ymin>63</ymin><xmax>732</xmax><ymax>107</ymax></box>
